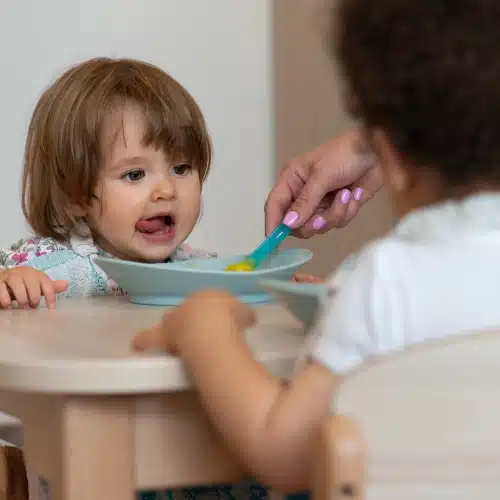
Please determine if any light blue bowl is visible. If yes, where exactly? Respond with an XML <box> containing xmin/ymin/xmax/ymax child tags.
<box><xmin>258</xmin><ymin>279</ymin><xmax>324</xmax><ymax>331</ymax></box>
<box><xmin>93</xmin><ymin>248</ymin><xmax>312</xmax><ymax>306</ymax></box>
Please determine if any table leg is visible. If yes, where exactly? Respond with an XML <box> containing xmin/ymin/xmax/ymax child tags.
<box><xmin>23</xmin><ymin>396</ymin><xmax>135</xmax><ymax>500</ymax></box>
<box><xmin>59</xmin><ymin>396</ymin><xmax>135</xmax><ymax>500</ymax></box>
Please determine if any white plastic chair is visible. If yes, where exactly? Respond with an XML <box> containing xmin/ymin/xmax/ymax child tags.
<box><xmin>312</xmin><ymin>330</ymin><xmax>500</xmax><ymax>499</ymax></box>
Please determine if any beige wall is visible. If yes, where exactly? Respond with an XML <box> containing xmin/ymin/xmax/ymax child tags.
<box><xmin>273</xmin><ymin>0</ymin><xmax>393</xmax><ymax>277</ymax></box>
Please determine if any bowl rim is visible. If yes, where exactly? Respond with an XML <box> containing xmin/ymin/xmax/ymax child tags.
<box><xmin>258</xmin><ymin>278</ymin><xmax>324</xmax><ymax>297</ymax></box>
<box><xmin>92</xmin><ymin>248</ymin><xmax>313</xmax><ymax>276</ymax></box>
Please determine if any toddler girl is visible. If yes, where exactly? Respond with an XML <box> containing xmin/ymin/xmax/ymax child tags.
<box><xmin>134</xmin><ymin>0</ymin><xmax>500</xmax><ymax>495</ymax></box>
<box><xmin>0</xmin><ymin>57</ymin><xmax>215</xmax><ymax>310</ymax></box>
<box><xmin>0</xmin><ymin>57</ymin><xmax>267</xmax><ymax>499</ymax></box>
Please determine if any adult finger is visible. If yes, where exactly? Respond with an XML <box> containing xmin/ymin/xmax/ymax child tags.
<box><xmin>264</xmin><ymin>154</ymin><xmax>316</xmax><ymax>235</ymax></box>
<box><xmin>264</xmin><ymin>181</ymin><xmax>293</xmax><ymax>236</ymax></box>
<box><xmin>296</xmin><ymin>189</ymin><xmax>353</xmax><ymax>238</ymax></box>
<box><xmin>282</xmin><ymin>165</ymin><xmax>335</xmax><ymax>230</ymax></box>
<box><xmin>302</xmin><ymin>164</ymin><xmax>384</xmax><ymax>235</ymax></box>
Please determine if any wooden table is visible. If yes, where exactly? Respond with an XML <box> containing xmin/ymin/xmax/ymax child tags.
<box><xmin>0</xmin><ymin>296</ymin><xmax>305</xmax><ymax>500</ymax></box>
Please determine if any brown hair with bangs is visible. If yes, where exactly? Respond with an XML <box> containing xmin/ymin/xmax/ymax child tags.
<box><xmin>22</xmin><ymin>57</ymin><xmax>212</xmax><ymax>240</ymax></box>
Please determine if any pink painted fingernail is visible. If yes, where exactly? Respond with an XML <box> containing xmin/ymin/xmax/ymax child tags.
<box><xmin>282</xmin><ymin>211</ymin><xmax>300</xmax><ymax>227</ymax></box>
<box><xmin>353</xmin><ymin>187</ymin><xmax>364</xmax><ymax>201</ymax></box>
<box><xmin>312</xmin><ymin>216</ymin><xmax>327</xmax><ymax>231</ymax></box>
<box><xmin>340</xmin><ymin>189</ymin><xmax>351</xmax><ymax>204</ymax></box>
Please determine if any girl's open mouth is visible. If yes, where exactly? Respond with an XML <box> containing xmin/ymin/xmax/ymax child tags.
<box><xmin>135</xmin><ymin>215</ymin><xmax>176</xmax><ymax>242</ymax></box>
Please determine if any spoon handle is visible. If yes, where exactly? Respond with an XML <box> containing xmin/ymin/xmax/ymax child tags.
<box><xmin>247</xmin><ymin>223</ymin><xmax>292</xmax><ymax>268</ymax></box>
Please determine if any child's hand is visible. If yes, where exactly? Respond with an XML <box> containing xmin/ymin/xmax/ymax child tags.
<box><xmin>292</xmin><ymin>273</ymin><xmax>323</xmax><ymax>284</ymax></box>
<box><xmin>132</xmin><ymin>289</ymin><xmax>256</xmax><ymax>354</ymax></box>
<box><xmin>0</xmin><ymin>267</ymin><xmax>68</xmax><ymax>309</ymax></box>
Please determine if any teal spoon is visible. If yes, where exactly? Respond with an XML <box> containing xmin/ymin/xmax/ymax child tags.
<box><xmin>225</xmin><ymin>223</ymin><xmax>292</xmax><ymax>271</ymax></box>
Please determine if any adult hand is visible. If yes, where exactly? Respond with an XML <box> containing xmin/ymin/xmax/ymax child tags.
<box><xmin>265</xmin><ymin>129</ymin><xmax>383</xmax><ymax>238</ymax></box>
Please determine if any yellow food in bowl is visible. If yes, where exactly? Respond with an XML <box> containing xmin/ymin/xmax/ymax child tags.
<box><xmin>224</xmin><ymin>262</ymin><xmax>254</xmax><ymax>272</ymax></box>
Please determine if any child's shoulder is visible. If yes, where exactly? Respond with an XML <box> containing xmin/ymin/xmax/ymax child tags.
<box><xmin>0</xmin><ymin>235</ymin><xmax>71</xmax><ymax>267</ymax></box>
<box><xmin>9</xmin><ymin>235</ymin><xmax>70</xmax><ymax>252</ymax></box>
<box><xmin>171</xmin><ymin>244</ymin><xmax>217</xmax><ymax>261</ymax></box>
<box><xmin>324</xmin><ymin>230</ymin><xmax>416</xmax><ymax>302</ymax></box>
<box><xmin>329</xmin><ymin>235</ymin><xmax>394</xmax><ymax>287</ymax></box>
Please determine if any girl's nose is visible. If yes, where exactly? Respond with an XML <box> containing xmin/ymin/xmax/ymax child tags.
<box><xmin>151</xmin><ymin>178</ymin><xmax>176</xmax><ymax>201</ymax></box>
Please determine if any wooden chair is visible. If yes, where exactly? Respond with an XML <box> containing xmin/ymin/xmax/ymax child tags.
<box><xmin>312</xmin><ymin>330</ymin><xmax>500</xmax><ymax>499</ymax></box>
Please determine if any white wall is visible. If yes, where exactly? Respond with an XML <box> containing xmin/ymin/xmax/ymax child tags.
<box><xmin>0</xmin><ymin>1</ymin><xmax>273</xmax><ymax>255</ymax></box>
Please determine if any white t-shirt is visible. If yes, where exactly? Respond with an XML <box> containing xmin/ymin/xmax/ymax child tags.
<box><xmin>310</xmin><ymin>193</ymin><xmax>500</xmax><ymax>376</ymax></box>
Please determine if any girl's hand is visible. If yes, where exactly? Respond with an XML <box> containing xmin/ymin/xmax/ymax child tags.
<box><xmin>132</xmin><ymin>290</ymin><xmax>256</xmax><ymax>354</ymax></box>
<box><xmin>0</xmin><ymin>267</ymin><xmax>68</xmax><ymax>309</ymax></box>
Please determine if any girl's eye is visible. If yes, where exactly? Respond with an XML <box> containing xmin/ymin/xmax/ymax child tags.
<box><xmin>173</xmin><ymin>164</ymin><xmax>192</xmax><ymax>176</ymax></box>
<box><xmin>123</xmin><ymin>169</ymin><xmax>145</xmax><ymax>182</ymax></box>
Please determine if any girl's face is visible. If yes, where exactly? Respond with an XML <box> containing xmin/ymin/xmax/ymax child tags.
<box><xmin>81</xmin><ymin>103</ymin><xmax>202</xmax><ymax>262</ymax></box>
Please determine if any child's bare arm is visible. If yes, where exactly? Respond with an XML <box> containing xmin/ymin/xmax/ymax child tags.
<box><xmin>133</xmin><ymin>290</ymin><xmax>338</xmax><ymax>493</ymax></box>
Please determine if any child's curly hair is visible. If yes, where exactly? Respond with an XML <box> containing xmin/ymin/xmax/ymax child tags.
<box><xmin>334</xmin><ymin>0</ymin><xmax>500</xmax><ymax>186</ymax></box>
<box><xmin>23</xmin><ymin>57</ymin><xmax>212</xmax><ymax>240</ymax></box>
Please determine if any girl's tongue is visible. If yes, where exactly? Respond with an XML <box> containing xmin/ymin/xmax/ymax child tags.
<box><xmin>135</xmin><ymin>216</ymin><xmax>171</xmax><ymax>233</ymax></box>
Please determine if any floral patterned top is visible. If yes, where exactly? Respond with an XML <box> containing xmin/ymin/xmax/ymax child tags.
<box><xmin>0</xmin><ymin>234</ymin><xmax>216</xmax><ymax>298</ymax></box>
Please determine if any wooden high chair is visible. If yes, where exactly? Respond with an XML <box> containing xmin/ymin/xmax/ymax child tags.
<box><xmin>312</xmin><ymin>329</ymin><xmax>500</xmax><ymax>500</ymax></box>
